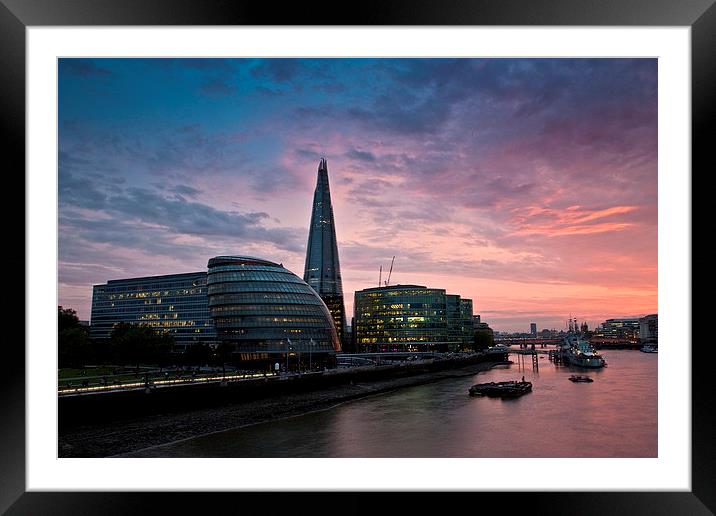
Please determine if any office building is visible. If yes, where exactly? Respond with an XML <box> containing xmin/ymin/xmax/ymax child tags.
<box><xmin>353</xmin><ymin>284</ymin><xmax>473</xmax><ymax>352</ymax></box>
<box><xmin>90</xmin><ymin>272</ymin><xmax>216</xmax><ymax>350</ymax></box>
<box><xmin>303</xmin><ymin>158</ymin><xmax>347</xmax><ymax>342</ymax></box>
<box><xmin>597</xmin><ymin>318</ymin><xmax>640</xmax><ymax>340</ymax></box>
<box><xmin>639</xmin><ymin>314</ymin><xmax>658</xmax><ymax>346</ymax></box>
<box><xmin>460</xmin><ymin>298</ymin><xmax>475</xmax><ymax>345</ymax></box>
<box><xmin>446</xmin><ymin>294</ymin><xmax>462</xmax><ymax>349</ymax></box>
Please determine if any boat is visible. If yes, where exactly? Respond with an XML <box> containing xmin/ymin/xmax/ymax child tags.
<box><xmin>485</xmin><ymin>344</ymin><xmax>510</xmax><ymax>355</ymax></box>
<box><xmin>558</xmin><ymin>334</ymin><xmax>605</xmax><ymax>368</ymax></box>
<box><xmin>469</xmin><ymin>380</ymin><xmax>532</xmax><ymax>398</ymax></box>
<box><xmin>569</xmin><ymin>375</ymin><xmax>593</xmax><ymax>383</ymax></box>
<box><xmin>640</xmin><ymin>345</ymin><xmax>658</xmax><ymax>353</ymax></box>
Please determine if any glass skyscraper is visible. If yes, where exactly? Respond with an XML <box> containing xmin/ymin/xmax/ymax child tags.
<box><xmin>303</xmin><ymin>158</ymin><xmax>347</xmax><ymax>342</ymax></box>
<box><xmin>90</xmin><ymin>272</ymin><xmax>216</xmax><ymax>350</ymax></box>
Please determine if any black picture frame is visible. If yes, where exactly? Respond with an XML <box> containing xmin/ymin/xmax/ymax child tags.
<box><xmin>1</xmin><ymin>0</ymin><xmax>711</xmax><ymax>513</ymax></box>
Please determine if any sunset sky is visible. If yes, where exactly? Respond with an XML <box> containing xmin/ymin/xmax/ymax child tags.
<box><xmin>58</xmin><ymin>58</ymin><xmax>657</xmax><ymax>332</ymax></box>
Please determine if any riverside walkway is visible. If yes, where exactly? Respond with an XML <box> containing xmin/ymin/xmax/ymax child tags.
<box><xmin>58</xmin><ymin>352</ymin><xmax>483</xmax><ymax>397</ymax></box>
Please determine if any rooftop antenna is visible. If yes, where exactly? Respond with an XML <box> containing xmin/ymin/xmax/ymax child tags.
<box><xmin>385</xmin><ymin>256</ymin><xmax>395</xmax><ymax>286</ymax></box>
<box><xmin>379</xmin><ymin>265</ymin><xmax>382</xmax><ymax>287</ymax></box>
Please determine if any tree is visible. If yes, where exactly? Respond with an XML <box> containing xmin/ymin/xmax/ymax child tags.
<box><xmin>185</xmin><ymin>343</ymin><xmax>210</xmax><ymax>366</ymax></box>
<box><xmin>58</xmin><ymin>306</ymin><xmax>92</xmax><ymax>367</ymax></box>
<box><xmin>58</xmin><ymin>306</ymin><xmax>80</xmax><ymax>332</ymax></box>
<box><xmin>59</xmin><ymin>327</ymin><xmax>92</xmax><ymax>368</ymax></box>
<box><xmin>473</xmin><ymin>328</ymin><xmax>495</xmax><ymax>351</ymax></box>
<box><xmin>215</xmin><ymin>341</ymin><xmax>235</xmax><ymax>377</ymax></box>
<box><xmin>110</xmin><ymin>323</ymin><xmax>174</xmax><ymax>368</ymax></box>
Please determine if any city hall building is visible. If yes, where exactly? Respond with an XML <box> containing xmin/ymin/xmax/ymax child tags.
<box><xmin>207</xmin><ymin>255</ymin><xmax>340</xmax><ymax>365</ymax></box>
<box><xmin>353</xmin><ymin>285</ymin><xmax>474</xmax><ymax>352</ymax></box>
<box><xmin>90</xmin><ymin>256</ymin><xmax>341</xmax><ymax>367</ymax></box>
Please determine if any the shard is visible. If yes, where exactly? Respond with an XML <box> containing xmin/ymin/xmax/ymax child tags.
<box><xmin>304</xmin><ymin>158</ymin><xmax>346</xmax><ymax>342</ymax></box>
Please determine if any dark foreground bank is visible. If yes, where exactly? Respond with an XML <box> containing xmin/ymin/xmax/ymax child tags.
<box><xmin>59</xmin><ymin>358</ymin><xmax>508</xmax><ymax>457</ymax></box>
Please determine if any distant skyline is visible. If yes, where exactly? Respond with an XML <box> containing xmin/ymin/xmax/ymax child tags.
<box><xmin>58</xmin><ymin>58</ymin><xmax>657</xmax><ymax>332</ymax></box>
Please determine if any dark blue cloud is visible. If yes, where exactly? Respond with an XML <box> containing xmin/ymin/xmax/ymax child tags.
<box><xmin>59</xmin><ymin>59</ymin><xmax>112</xmax><ymax>77</ymax></box>
<box><xmin>251</xmin><ymin>59</ymin><xmax>300</xmax><ymax>82</ymax></box>
<box><xmin>284</xmin><ymin>58</ymin><xmax>657</xmax><ymax>139</ymax></box>
<box><xmin>200</xmin><ymin>78</ymin><xmax>238</xmax><ymax>97</ymax></box>
<box><xmin>171</xmin><ymin>184</ymin><xmax>202</xmax><ymax>197</ymax></box>
<box><xmin>174</xmin><ymin>58</ymin><xmax>236</xmax><ymax>72</ymax></box>
<box><xmin>58</xmin><ymin>175</ymin><xmax>303</xmax><ymax>253</ymax></box>
<box><xmin>294</xmin><ymin>148</ymin><xmax>322</xmax><ymax>161</ymax></box>
<box><xmin>345</xmin><ymin>148</ymin><xmax>376</xmax><ymax>162</ymax></box>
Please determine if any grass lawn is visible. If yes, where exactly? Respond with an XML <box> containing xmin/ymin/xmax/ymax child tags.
<box><xmin>58</xmin><ymin>367</ymin><xmax>118</xmax><ymax>379</ymax></box>
<box><xmin>58</xmin><ymin>366</ymin><xmax>164</xmax><ymax>387</ymax></box>
<box><xmin>57</xmin><ymin>366</ymin><xmax>258</xmax><ymax>390</ymax></box>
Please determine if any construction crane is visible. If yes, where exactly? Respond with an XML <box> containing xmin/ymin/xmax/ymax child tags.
<box><xmin>385</xmin><ymin>256</ymin><xmax>395</xmax><ymax>287</ymax></box>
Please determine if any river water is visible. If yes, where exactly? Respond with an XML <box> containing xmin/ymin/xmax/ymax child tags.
<box><xmin>133</xmin><ymin>349</ymin><xmax>657</xmax><ymax>458</ymax></box>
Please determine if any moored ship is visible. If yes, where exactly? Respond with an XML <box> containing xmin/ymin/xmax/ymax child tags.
<box><xmin>557</xmin><ymin>333</ymin><xmax>605</xmax><ymax>368</ymax></box>
<box><xmin>485</xmin><ymin>344</ymin><xmax>510</xmax><ymax>358</ymax></box>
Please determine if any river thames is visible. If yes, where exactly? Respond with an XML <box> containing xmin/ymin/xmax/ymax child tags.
<box><xmin>131</xmin><ymin>349</ymin><xmax>657</xmax><ymax>458</ymax></box>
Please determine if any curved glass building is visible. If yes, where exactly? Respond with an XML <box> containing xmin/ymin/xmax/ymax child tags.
<box><xmin>207</xmin><ymin>256</ymin><xmax>341</xmax><ymax>365</ymax></box>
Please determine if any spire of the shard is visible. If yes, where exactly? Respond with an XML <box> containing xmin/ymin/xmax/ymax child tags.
<box><xmin>304</xmin><ymin>158</ymin><xmax>346</xmax><ymax>341</ymax></box>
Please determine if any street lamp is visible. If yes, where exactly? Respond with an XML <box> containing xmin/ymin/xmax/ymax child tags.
<box><xmin>309</xmin><ymin>338</ymin><xmax>314</xmax><ymax>371</ymax></box>
<box><xmin>285</xmin><ymin>339</ymin><xmax>289</xmax><ymax>373</ymax></box>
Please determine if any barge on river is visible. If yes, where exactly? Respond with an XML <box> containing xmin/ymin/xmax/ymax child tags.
<box><xmin>468</xmin><ymin>380</ymin><xmax>532</xmax><ymax>398</ymax></box>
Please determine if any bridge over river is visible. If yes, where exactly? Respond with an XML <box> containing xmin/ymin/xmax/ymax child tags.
<box><xmin>494</xmin><ymin>337</ymin><xmax>561</xmax><ymax>347</ymax></box>
<box><xmin>336</xmin><ymin>351</ymin><xmax>456</xmax><ymax>367</ymax></box>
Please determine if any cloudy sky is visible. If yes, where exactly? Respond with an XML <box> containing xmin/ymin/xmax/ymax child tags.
<box><xmin>58</xmin><ymin>58</ymin><xmax>657</xmax><ymax>332</ymax></box>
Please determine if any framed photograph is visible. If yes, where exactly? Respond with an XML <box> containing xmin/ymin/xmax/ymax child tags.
<box><xmin>4</xmin><ymin>0</ymin><xmax>710</xmax><ymax>513</ymax></box>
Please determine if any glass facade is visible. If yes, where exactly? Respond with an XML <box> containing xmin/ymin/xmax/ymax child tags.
<box><xmin>639</xmin><ymin>314</ymin><xmax>658</xmax><ymax>346</ymax></box>
<box><xmin>353</xmin><ymin>285</ymin><xmax>447</xmax><ymax>352</ymax></box>
<box><xmin>303</xmin><ymin>158</ymin><xmax>347</xmax><ymax>341</ymax></box>
<box><xmin>446</xmin><ymin>294</ymin><xmax>462</xmax><ymax>349</ymax></box>
<box><xmin>598</xmin><ymin>318</ymin><xmax>641</xmax><ymax>339</ymax></box>
<box><xmin>90</xmin><ymin>272</ymin><xmax>216</xmax><ymax>350</ymax></box>
<box><xmin>207</xmin><ymin>256</ymin><xmax>340</xmax><ymax>355</ymax></box>
<box><xmin>353</xmin><ymin>285</ymin><xmax>475</xmax><ymax>352</ymax></box>
<box><xmin>460</xmin><ymin>298</ymin><xmax>475</xmax><ymax>347</ymax></box>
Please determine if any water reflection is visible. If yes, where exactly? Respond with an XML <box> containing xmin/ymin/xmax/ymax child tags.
<box><xmin>131</xmin><ymin>350</ymin><xmax>657</xmax><ymax>458</ymax></box>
